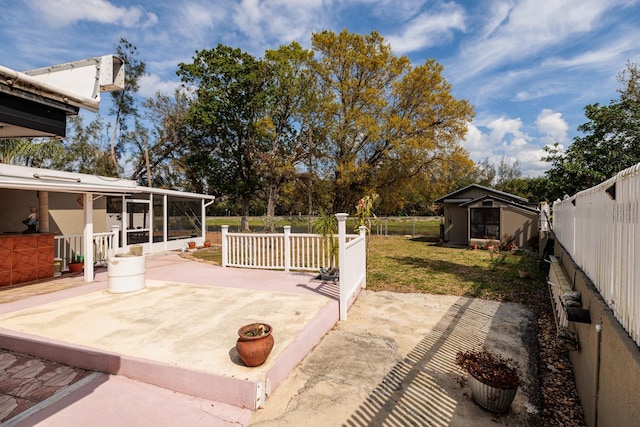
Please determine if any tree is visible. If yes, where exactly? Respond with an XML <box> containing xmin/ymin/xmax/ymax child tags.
<box><xmin>0</xmin><ymin>138</ymin><xmax>64</xmax><ymax>167</ymax></box>
<box><xmin>177</xmin><ymin>45</ymin><xmax>270</xmax><ymax>231</ymax></box>
<box><xmin>260</xmin><ymin>42</ymin><xmax>324</xmax><ymax>226</ymax></box>
<box><xmin>110</xmin><ymin>38</ymin><xmax>147</xmax><ymax>175</ymax></box>
<box><xmin>311</xmin><ymin>29</ymin><xmax>475</xmax><ymax>212</ymax></box>
<box><xmin>544</xmin><ymin>61</ymin><xmax>640</xmax><ymax>200</ymax></box>
<box><xmin>51</xmin><ymin>115</ymin><xmax>116</xmax><ymax>175</ymax></box>
<box><xmin>131</xmin><ymin>89</ymin><xmax>193</xmax><ymax>189</ymax></box>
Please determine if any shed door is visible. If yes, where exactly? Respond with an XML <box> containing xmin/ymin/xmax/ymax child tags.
<box><xmin>470</xmin><ymin>208</ymin><xmax>500</xmax><ymax>239</ymax></box>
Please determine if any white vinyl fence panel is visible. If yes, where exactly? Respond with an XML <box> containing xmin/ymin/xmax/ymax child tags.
<box><xmin>552</xmin><ymin>163</ymin><xmax>640</xmax><ymax>345</ymax></box>
<box><xmin>221</xmin><ymin>215</ymin><xmax>368</xmax><ymax>320</ymax></box>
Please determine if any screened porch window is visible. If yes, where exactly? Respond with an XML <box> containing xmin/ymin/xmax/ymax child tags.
<box><xmin>470</xmin><ymin>208</ymin><xmax>500</xmax><ymax>239</ymax></box>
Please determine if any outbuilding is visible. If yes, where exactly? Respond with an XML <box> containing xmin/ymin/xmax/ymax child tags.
<box><xmin>435</xmin><ymin>184</ymin><xmax>540</xmax><ymax>249</ymax></box>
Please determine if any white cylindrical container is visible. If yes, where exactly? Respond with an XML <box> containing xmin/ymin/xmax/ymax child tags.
<box><xmin>107</xmin><ymin>255</ymin><xmax>146</xmax><ymax>293</ymax></box>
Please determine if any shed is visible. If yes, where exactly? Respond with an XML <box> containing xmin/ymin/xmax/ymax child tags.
<box><xmin>435</xmin><ymin>184</ymin><xmax>540</xmax><ymax>248</ymax></box>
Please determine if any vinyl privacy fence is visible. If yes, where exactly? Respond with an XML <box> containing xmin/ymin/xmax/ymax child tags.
<box><xmin>552</xmin><ymin>162</ymin><xmax>640</xmax><ymax>345</ymax></box>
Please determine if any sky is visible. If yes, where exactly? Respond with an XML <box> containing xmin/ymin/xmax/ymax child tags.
<box><xmin>1</xmin><ymin>0</ymin><xmax>639</xmax><ymax>178</ymax></box>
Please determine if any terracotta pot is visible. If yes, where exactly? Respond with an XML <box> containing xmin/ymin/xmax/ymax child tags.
<box><xmin>518</xmin><ymin>270</ymin><xmax>530</xmax><ymax>279</ymax></box>
<box><xmin>468</xmin><ymin>372</ymin><xmax>517</xmax><ymax>412</ymax></box>
<box><xmin>469</xmin><ymin>244</ymin><xmax>478</xmax><ymax>250</ymax></box>
<box><xmin>187</xmin><ymin>242</ymin><xmax>196</xmax><ymax>250</ymax></box>
<box><xmin>68</xmin><ymin>262</ymin><xmax>83</xmax><ymax>273</ymax></box>
<box><xmin>236</xmin><ymin>323</ymin><xmax>274</xmax><ymax>367</ymax></box>
<box><xmin>203</xmin><ymin>241</ymin><xmax>211</xmax><ymax>248</ymax></box>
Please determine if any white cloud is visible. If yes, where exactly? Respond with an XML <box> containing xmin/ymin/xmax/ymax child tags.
<box><xmin>138</xmin><ymin>74</ymin><xmax>181</xmax><ymax>98</ymax></box>
<box><xmin>536</xmin><ymin>109</ymin><xmax>568</xmax><ymax>143</ymax></box>
<box><xmin>463</xmin><ymin>116</ymin><xmax>553</xmax><ymax>177</ymax></box>
<box><xmin>487</xmin><ymin>117</ymin><xmax>526</xmax><ymax>144</ymax></box>
<box><xmin>28</xmin><ymin>0</ymin><xmax>157</xmax><ymax>28</ymax></box>
<box><xmin>454</xmin><ymin>0</ymin><xmax>618</xmax><ymax>81</ymax></box>
<box><xmin>386</xmin><ymin>4</ymin><xmax>466</xmax><ymax>54</ymax></box>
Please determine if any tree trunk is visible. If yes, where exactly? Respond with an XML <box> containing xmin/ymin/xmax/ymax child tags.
<box><xmin>240</xmin><ymin>196</ymin><xmax>251</xmax><ymax>232</ymax></box>
<box><xmin>266</xmin><ymin>184</ymin><xmax>279</xmax><ymax>232</ymax></box>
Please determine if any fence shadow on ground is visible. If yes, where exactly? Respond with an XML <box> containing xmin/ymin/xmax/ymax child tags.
<box><xmin>343</xmin><ymin>298</ymin><xmax>499</xmax><ymax>426</ymax></box>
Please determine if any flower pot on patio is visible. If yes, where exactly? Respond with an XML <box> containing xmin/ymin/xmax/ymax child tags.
<box><xmin>456</xmin><ymin>349</ymin><xmax>520</xmax><ymax>413</ymax></box>
<box><xmin>107</xmin><ymin>255</ymin><xmax>146</xmax><ymax>293</ymax></box>
<box><xmin>68</xmin><ymin>262</ymin><xmax>83</xmax><ymax>273</ymax></box>
<box><xmin>236</xmin><ymin>323</ymin><xmax>274</xmax><ymax>367</ymax></box>
<box><xmin>187</xmin><ymin>241</ymin><xmax>196</xmax><ymax>250</ymax></box>
<box><xmin>203</xmin><ymin>241</ymin><xmax>211</xmax><ymax>248</ymax></box>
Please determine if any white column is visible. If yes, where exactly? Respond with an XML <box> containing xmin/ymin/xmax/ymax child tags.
<box><xmin>111</xmin><ymin>225</ymin><xmax>120</xmax><ymax>258</ymax></box>
<box><xmin>163</xmin><ymin>194</ymin><xmax>168</xmax><ymax>252</ymax></box>
<box><xmin>336</xmin><ymin>213</ymin><xmax>348</xmax><ymax>320</ymax></box>
<box><xmin>83</xmin><ymin>193</ymin><xmax>94</xmax><ymax>282</ymax></box>
<box><xmin>284</xmin><ymin>225</ymin><xmax>291</xmax><ymax>272</ymax></box>
<box><xmin>221</xmin><ymin>225</ymin><xmax>229</xmax><ymax>267</ymax></box>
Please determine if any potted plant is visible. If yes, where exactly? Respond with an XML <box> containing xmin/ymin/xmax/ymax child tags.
<box><xmin>235</xmin><ymin>323</ymin><xmax>274</xmax><ymax>367</ymax></box>
<box><xmin>313</xmin><ymin>210</ymin><xmax>339</xmax><ymax>280</ymax></box>
<box><xmin>67</xmin><ymin>255</ymin><xmax>83</xmax><ymax>273</ymax></box>
<box><xmin>518</xmin><ymin>256</ymin><xmax>530</xmax><ymax>278</ymax></box>
<box><xmin>203</xmin><ymin>241</ymin><xmax>211</xmax><ymax>248</ymax></box>
<box><xmin>455</xmin><ymin>348</ymin><xmax>520</xmax><ymax>412</ymax></box>
<box><xmin>187</xmin><ymin>241</ymin><xmax>196</xmax><ymax>250</ymax></box>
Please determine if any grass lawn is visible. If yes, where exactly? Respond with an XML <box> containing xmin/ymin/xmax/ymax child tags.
<box><xmin>367</xmin><ymin>235</ymin><xmax>545</xmax><ymax>304</ymax></box>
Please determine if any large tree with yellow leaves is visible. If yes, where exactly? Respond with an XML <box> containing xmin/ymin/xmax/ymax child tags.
<box><xmin>311</xmin><ymin>30</ymin><xmax>475</xmax><ymax>212</ymax></box>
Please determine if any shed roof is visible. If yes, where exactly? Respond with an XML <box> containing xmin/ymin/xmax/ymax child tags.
<box><xmin>434</xmin><ymin>184</ymin><xmax>529</xmax><ymax>204</ymax></box>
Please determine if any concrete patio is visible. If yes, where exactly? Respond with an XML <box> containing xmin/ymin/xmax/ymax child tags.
<box><xmin>0</xmin><ymin>251</ymin><xmax>541</xmax><ymax>426</ymax></box>
<box><xmin>0</xmin><ymin>252</ymin><xmax>340</xmax><ymax>425</ymax></box>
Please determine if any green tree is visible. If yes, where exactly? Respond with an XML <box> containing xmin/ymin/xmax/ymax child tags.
<box><xmin>544</xmin><ymin>61</ymin><xmax>640</xmax><ymax>200</ymax></box>
<box><xmin>0</xmin><ymin>138</ymin><xmax>64</xmax><ymax>167</ymax></box>
<box><xmin>311</xmin><ymin>29</ymin><xmax>475</xmax><ymax>212</ymax></box>
<box><xmin>133</xmin><ymin>89</ymin><xmax>193</xmax><ymax>189</ymax></box>
<box><xmin>177</xmin><ymin>45</ymin><xmax>270</xmax><ymax>231</ymax></box>
<box><xmin>260</xmin><ymin>42</ymin><xmax>324</xmax><ymax>225</ymax></box>
<box><xmin>109</xmin><ymin>38</ymin><xmax>147</xmax><ymax>175</ymax></box>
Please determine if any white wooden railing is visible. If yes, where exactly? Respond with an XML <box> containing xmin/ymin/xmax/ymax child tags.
<box><xmin>222</xmin><ymin>214</ymin><xmax>367</xmax><ymax>320</ymax></box>
<box><xmin>552</xmin><ymin>162</ymin><xmax>640</xmax><ymax>345</ymax></box>
<box><xmin>54</xmin><ymin>230</ymin><xmax>118</xmax><ymax>271</ymax></box>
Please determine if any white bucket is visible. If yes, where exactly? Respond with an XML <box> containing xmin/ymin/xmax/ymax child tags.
<box><xmin>107</xmin><ymin>256</ymin><xmax>146</xmax><ymax>293</ymax></box>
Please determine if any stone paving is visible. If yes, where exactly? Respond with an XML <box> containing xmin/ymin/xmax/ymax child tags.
<box><xmin>0</xmin><ymin>350</ymin><xmax>92</xmax><ymax>424</ymax></box>
<box><xmin>1</xmin><ymin>271</ymin><xmax>96</xmax><ymax>424</ymax></box>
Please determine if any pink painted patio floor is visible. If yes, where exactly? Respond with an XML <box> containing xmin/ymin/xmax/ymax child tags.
<box><xmin>0</xmin><ymin>253</ymin><xmax>339</xmax><ymax>425</ymax></box>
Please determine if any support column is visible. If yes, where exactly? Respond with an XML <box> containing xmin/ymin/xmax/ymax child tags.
<box><xmin>37</xmin><ymin>191</ymin><xmax>49</xmax><ymax>232</ymax></box>
<box><xmin>83</xmin><ymin>193</ymin><xmax>94</xmax><ymax>282</ymax></box>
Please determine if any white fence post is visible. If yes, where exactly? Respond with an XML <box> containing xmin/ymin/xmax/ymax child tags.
<box><xmin>111</xmin><ymin>225</ymin><xmax>120</xmax><ymax>258</ymax></box>
<box><xmin>221</xmin><ymin>225</ymin><xmax>228</xmax><ymax>267</ymax></box>
<box><xmin>359</xmin><ymin>225</ymin><xmax>367</xmax><ymax>289</ymax></box>
<box><xmin>284</xmin><ymin>226</ymin><xmax>291</xmax><ymax>272</ymax></box>
<box><xmin>336</xmin><ymin>213</ymin><xmax>348</xmax><ymax>320</ymax></box>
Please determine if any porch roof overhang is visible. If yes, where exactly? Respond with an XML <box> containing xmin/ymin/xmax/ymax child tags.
<box><xmin>0</xmin><ymin>55</ymin><xmax>124</xmax><ymax>138</ymax></box>
<box><xmin>0</xmin><ymin>164</ymin><xmax>215</xmax><ymax>201</ymax></box>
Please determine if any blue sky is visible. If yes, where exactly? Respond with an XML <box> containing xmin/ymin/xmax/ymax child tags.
<box><xmin>1</xmin><ymin>0</ymin><xmax>639</xmax><ymax>177</ymax></box>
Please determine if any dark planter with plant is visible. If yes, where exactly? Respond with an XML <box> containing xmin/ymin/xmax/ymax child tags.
<box><xmin>455</xmin><ymin>348</ymin><xmax>520</xmax><ymax>413</ymax></box>
<box><xmin>67</xmin><ymin>255</ymin><xmax>83</xmax><ymax>273</ymax></box>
